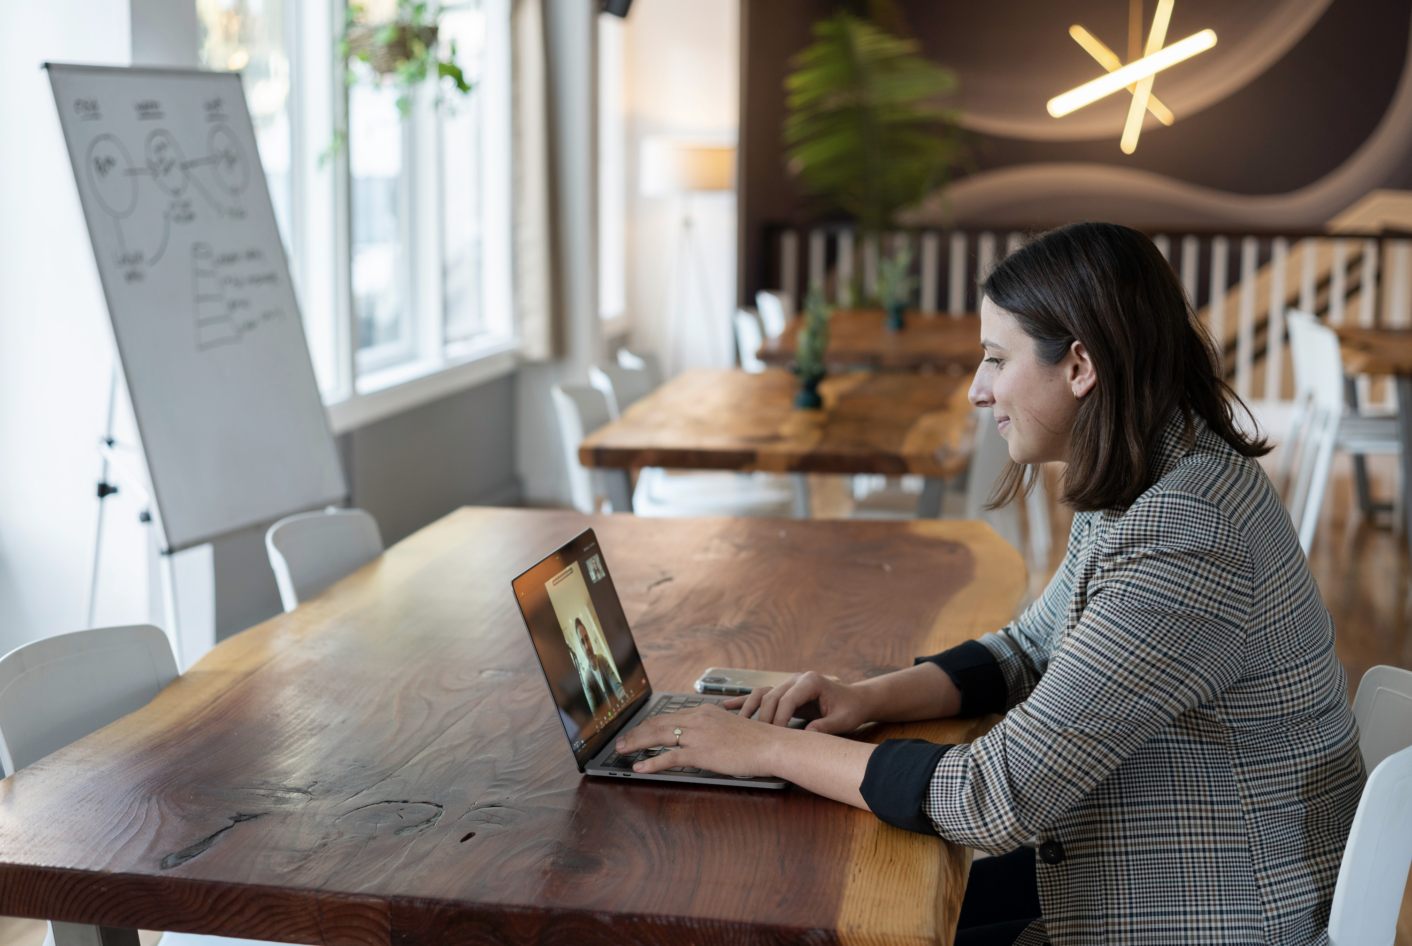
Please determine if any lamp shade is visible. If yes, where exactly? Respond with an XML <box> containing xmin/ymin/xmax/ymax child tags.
<box><xmin>639</xmin><ymin>137</ymin><xmax>736</xmax><ymax>196</ymax></box>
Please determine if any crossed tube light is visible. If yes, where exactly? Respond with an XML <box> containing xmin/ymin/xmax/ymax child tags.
<box><xmin>1069</xmin><ymin>25</ymin><xmax>1174</xmax><ymax>125</ymax></box>
<box><xmin>1047</xmin><ymin>28</ymin><xmax>1217</xmax><ymax>118</ymax></box>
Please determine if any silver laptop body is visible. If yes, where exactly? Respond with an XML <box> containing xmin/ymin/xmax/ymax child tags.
<box><xmin>511</xmin><ymin>528</ymin><xmax>786</xmax><ymax>789</ymax></box>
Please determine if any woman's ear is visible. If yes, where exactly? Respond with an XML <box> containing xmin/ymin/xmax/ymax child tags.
<box><xmin>1069</xmin><ymin>341</ymin><xmax>1097</xmax><ymax>398</ymax></box>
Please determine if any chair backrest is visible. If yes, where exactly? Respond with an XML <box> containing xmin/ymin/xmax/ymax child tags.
<box><xmin>0</xmin><ymin>625</ymin><xmax>178</xmax><ymax>777</ymax></box>
<box><xmin>617</xmin><ymin>348</ymin><xmax>663</xmax><ymax>388</ymax></box>
<box><xmin>551</xmin><ymin>383</ymin><xmax>614</xmax><ymax>514</ymax></box>
<box><xmin>1353</xmin><ymin>665</ymin><xmax>1412</xmax><ymax>772</ymax></box>
<box><xmin>755</xmin><ymin>290</ymin><xmax>793</xmax><ymax>339</ymax></box>
<box><xmin>734</xmin><ymin>309</ymin><xmax>766</xmax><ymax>373</ymax></box>
<box><xmin>966</xmin><ymin>407</ymin><xmax>1023</xmax><ymax>551</ymax></box>
<box><xmin>589</xmin><ymin>361</ymin><xmax>657</xmax><ymax>420</ymax></box>
<box><xmin>1278</xmin><ymin>311</ymin><xmax>1320</xmax><ymax>489</ymax></box>
<box><xmin>1327</xmin><ymin>743</ymin><xmax>1412</xmax><ymax>945</ymax></box>
<box><xmin>265</xmin><ymin>507</ymin><xmax>384</xmax><ymax>613</ymax></box>
<box><xmin>1284</xmin><ymin>318</ymin><xmax>1349</xmax><ymax>551</ymax></box>
<box><xmin>616</xmin><ymin>347</ymin><xmax>662</xmax><ymax>388</ymax></box>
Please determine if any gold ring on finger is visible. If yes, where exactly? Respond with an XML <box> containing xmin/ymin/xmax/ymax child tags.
<box><xmin>673</xmin><ymin>728</ymin><xmax>682</xmax><ymax>747</ymax></box>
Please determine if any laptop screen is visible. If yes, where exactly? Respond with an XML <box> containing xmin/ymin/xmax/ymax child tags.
<box><xmin>511</xmin><ymin>528</ymin><xmax>651</xmax><ymax>767</ymax></box>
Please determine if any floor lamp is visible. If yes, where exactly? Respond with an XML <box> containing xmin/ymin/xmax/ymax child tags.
<box><xmin>640</xmin><ymin>137</ymin><xmax>735</xmax><ymax>376</ymax></box>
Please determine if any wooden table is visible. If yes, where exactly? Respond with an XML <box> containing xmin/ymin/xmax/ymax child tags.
<box><xmin>0</xmin><ymin>508</ymin><xmax>1023</xmax><ymax>946</ymax></box>
<box><xmin>579</xmin><ymin>368</ymin><xmax>976</xmax><ymax>517</ymax></box>
<box><xmin>758</xmin><ymin>310</ymin><xmax>982</xmax><ymax>372</ymax></box>
<box><xmin>1335</xmin><ymin>326</ymin><xmax>1412</xmax><ymax>547</ymax></box>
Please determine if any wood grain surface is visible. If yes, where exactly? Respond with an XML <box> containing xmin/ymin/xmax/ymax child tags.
<box><xmin>0</xmin><ymin>510</ymin><xmax>1023</xmax><ymax>946</ymax></box>
<box><xmin>579</xmin><ymin>368</ymin><xmax>976</xmax><ymax>478</ymax></box>
<box><xmin>1335</xmin><ymin>326</ymin><xmax>1412</xmax><ymax>376</ymax></box>
<box><xmin>759</xmin><ymin>310</ymin><xmax>983</xmax><ymax>372</ymax></box>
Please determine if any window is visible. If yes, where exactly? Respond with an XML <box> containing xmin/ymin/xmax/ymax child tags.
<box><xmin>197</xmin><ymin>0</ymin><xmax>515</xmax><ymax>425</ymax></box>
<box><xmin>196</xmin><ymin>0</ymin><xmax>294</xmax><ymax>248</ymax></box>
<box><xmin>598</xmin><ymin>12</ymin><xmax>626</xmax><ymax>326</ymax></box>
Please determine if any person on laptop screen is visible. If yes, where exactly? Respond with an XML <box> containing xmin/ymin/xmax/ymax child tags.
<box><xmin>538</xmin><ymin>553</ymin><xmax>641</xmax><ymax>752</ymax></box>
<box><xmin>572</xmin><ymin>617</ymin><xmax>624</xmax><ymax>713</ymax></box>
<box><xmin>614</xmin><ymin>223</ymin><xmax>1364</xmax><ymax>946</ymax></box>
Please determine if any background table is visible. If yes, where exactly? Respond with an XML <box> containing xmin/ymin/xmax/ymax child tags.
<box><xmin>579</xmin><ymin>368</ymin><xmax>976</xmax><ymax>517</ymax></box>
<box><xmin>0</xmin><ymin>508</ymin><xmax>1023</xmax><ymax>946</ymax></box>
<box><xmin>1336</xmin><ymin>326</ymin><xmax>1412</xmax><ymax>550</ymax></box>
<box><xmin>758</xmin><ymin>310</ymin><xmax>982</xmax><ymax>372</ymax></box>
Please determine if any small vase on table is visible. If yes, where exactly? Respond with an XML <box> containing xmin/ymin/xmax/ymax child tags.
<box><xmin>793</xmin><ymin>287</ymin><xmax>834</xmax><ymax>410</ymax></box>
<box><xmin>877</xmin><ymin>240</ymin><xmax>916</xmax><ymax>334</ymax></box>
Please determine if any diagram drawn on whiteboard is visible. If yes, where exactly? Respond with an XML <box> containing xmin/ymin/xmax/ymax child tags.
<box><xmin>85</xmin><ymin>123</ymin><xmax>251</xmax><ymax>275</ymax></box>
<box><xmin>76</xmin><ymin>99</ymin><xmax>283</xmax><ymax>352</ymax></box>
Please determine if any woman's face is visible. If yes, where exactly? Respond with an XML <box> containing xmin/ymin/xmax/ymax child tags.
<box><xmin>969</xmin><ymin>298</ymin><xmax>1096</xmax><ymax>464</ymax></box>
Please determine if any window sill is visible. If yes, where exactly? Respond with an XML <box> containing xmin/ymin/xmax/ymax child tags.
<box><xmin>325</xmin><ymin>336</ymin><xmax>519</xmax><ymax>434</ymax></box>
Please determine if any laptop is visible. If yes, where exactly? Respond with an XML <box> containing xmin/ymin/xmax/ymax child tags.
<box><xmin>511</xmin><ymin>528</ymin><xmax>787</xmax><ymax>789</ymax></box>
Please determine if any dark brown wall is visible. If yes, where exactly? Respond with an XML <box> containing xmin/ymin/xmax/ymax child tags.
<box><xmin>738</xmin><ymin>0</ymin><xmax>1412</xmax><ymax>303</ymax></box>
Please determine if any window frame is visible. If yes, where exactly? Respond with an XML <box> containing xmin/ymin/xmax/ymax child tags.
<box><xmin>290</xmin><ymin>0</ymin><xmax>517</xmax><ymax>433</ymax></box>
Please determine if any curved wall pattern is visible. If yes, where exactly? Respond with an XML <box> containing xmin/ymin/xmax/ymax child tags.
<box><xmin>740</xmin><ymin>0</ymin><xmax>1412</xmax><ymax>299</ymax></box>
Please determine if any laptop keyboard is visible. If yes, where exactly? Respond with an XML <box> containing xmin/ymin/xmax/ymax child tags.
<box><xmin>599</xmin><ymin>694</ymin><xmax>725</xmax><ymax>775</ymax></box>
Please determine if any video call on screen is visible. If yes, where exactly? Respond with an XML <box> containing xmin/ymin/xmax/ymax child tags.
<box><xmin>519</xmin><ymin>533</ymin><xmax>647</xmax><ymax>754</ymax></box>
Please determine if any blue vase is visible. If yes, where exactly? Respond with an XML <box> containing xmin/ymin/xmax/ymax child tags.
<box><xmin>885</xmin><ymin>302</ymin><xmax>905</xmax><ymax>332</ymax></box>
<box><xmin>795</xmin><ymin>373</ymin><xmax>823</xmax><ymax>409</ymax></box>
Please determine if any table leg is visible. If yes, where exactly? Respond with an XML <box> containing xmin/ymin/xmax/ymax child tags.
<box><xmin>603</xmin><ymin>469</ymin><xmax>633</xmax><ymax>514</ymax></box>
<box><xmin>790</xmin><ymin>473</ymin><xmax>812</xmax><ymax>519</ymax></box>
<box><xmin>1345</xmin><ymin>376</ymin><xmax>1375</xmax><ymax>514</ymax></box>
<box><xmin>917</xmin><ymin>477</ymin><xmax>945</xmax><ymax>518</ymax></box>
<box><xmin>1397</xmin><ymin>375</ymin><xmax>1412</xmax><ymax>554</ymax></box>
<box><xmin>50</xmin><ymin>923</ymin><xmax>140</xmax><ymax>946</ymax></box>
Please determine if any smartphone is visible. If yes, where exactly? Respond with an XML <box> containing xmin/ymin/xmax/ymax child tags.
<box><xmin>693</xmin><ymin>667</ymin><xmax>838</xmax><ymax>696</ymax></box>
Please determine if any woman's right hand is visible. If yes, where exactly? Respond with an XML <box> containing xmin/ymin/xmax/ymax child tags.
<box><xmin>724</xmin><ymin>671</ymin><xmax>874</xmax><ymax>734</ymax></box>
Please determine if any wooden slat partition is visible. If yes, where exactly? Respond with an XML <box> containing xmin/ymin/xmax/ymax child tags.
<box><xmin>765</xmin><ymin>224</ymin><xmax>1410</xmax><ymax>411</ymax></box>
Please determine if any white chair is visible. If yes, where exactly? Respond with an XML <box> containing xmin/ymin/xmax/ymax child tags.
<box><xmin>1352</xmin><ymin>664</ymin><xmax>1412</xmax><ymax>772</ymax></box>
<box><xmin>734</xmin><ymin>308</ymin><xmax>767</xmax><ymax>373</ymax></box>
<box><xmin>265</xmin><ymin>507</ymin><xmax>384</xmax><ymax>613</ymax></box>
<box><xmin>552</xmin><ymin>383</ymin><xmax>617</xmax><ymax>514</ymax></box>
<box><xmin>551</xmin><ymin>381</ymin><xmax>799</xmax><ymax>518</ymax></box>
<box><xmin>0</xmin><ymin>625</ymin><xmax>177</xmax><ymax>778</ymax></box>
<box><xmin>966</xmin><ymin>407</ymin><xmax>1052</xmax><ymax>567</ymax></box>
<box><xmin>755</xmin><ymin>289</ymin><xmax>793</xmax><ymax>339</ymax></box>
<box><xmin>0</xmin><ymin>626</ymin><xmax>278</xmax><ymax>946</ymax></box>
<box><xmin>1278</xmin><ymin>311</ymin><xmax>1319</xmax><ymax>493</ymax></box>
<box><xmin>616</xmin><ymin>347</ymin><xmax>663</xmax><ymax>388</ymax></box>
<box><xmin>1327</xmin><ymin>665</ymin><xmax>1412</xmax><ymax>945</ymax></box>
<box><xmin>1283</xmin><ymin>313</ymin><xmax>1400</xmax><ymax>553</ymax></box>
<box><xmin>588</xmin><ymin>360</ymin><xmax>658</xmax><ymax>420</ymax></box>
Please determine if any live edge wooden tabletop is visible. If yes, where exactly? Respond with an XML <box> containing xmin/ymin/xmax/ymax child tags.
<box><xmin>758</xmin><ymin>310</ymin><xmax>982</xmax><ymax>372</ymax></box>
<box><xmin>1335</xmin><ymin>325</ymin><xmax>1412</xmax><ymax>375</ymax></box>
<box><xmin>0</xmin><ymin>508</ymin><xmax>1023</xmax><ymax>946</ymax></box>
<box><xmin>579</xmin><ymin>368</ymin><xmax>976</xmax><ymax>479</ymax></box>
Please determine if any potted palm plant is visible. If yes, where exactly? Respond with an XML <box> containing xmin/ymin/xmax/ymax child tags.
<box><xmin>783</xmin><ymin>8</ymin><xmax>961</xmax><ymax>313</ymax></box>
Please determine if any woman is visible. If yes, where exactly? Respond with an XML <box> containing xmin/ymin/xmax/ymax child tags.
<box><xmin>615</xmin><ymin>223</ymin><xmax>1365</xmax><ymax>945</ymax></box>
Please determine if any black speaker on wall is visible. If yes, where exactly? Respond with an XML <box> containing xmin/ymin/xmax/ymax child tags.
<box><xmin>600</xmin><ymin>0</ymin><xmax>632</xmax><ymax>17</ymax></box>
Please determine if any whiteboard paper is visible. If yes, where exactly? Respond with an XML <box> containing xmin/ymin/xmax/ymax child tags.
<box><xmin>47</xmin><ymin>63</ymin><xmax>346</xmax><ymax>551</ymax></box>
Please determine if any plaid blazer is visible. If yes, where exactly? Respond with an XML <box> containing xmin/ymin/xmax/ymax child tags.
<box><xmin>860</xmin><ymin>411</ymin><xmax>1365</xmax><ymax>945</ymax></box>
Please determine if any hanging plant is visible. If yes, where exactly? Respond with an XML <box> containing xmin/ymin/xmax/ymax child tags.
<box><xmin>783</xmin><ymin>11</ymin><xmax>963</xmax><ymax>234</ymax></box>
<box><xmin>339</xmin><ymin>1</ymin><xmax>472</xmax><ymax>117</ymax></box>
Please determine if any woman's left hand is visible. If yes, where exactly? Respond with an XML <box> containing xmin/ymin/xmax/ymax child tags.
<box><xmin>614</xmin><ymin>704</ymin><xmax>784</xmax><ymax>777</ymax></box>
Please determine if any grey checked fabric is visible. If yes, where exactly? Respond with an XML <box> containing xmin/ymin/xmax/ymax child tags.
<box><xmin>925</xmin><ymin>411</ymin><xmax>1365</xmax><ymax>945</ymax></box>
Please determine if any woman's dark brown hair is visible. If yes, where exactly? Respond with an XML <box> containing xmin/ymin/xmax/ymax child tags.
<box><xmin>982</xmin><ymin>221</ymin><xmax>1269</xmax><ymax>512</ymax></box>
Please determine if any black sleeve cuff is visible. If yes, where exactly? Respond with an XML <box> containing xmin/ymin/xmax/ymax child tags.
<box><xmin>860</xmin><ymin>739</ymin><xmax>954</xmax><ymax>835</ymax></box>
<box><xmin>916</xmin><ymin>639</ymin><xmax>1007</xmax><ymax>717</ymax></box>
